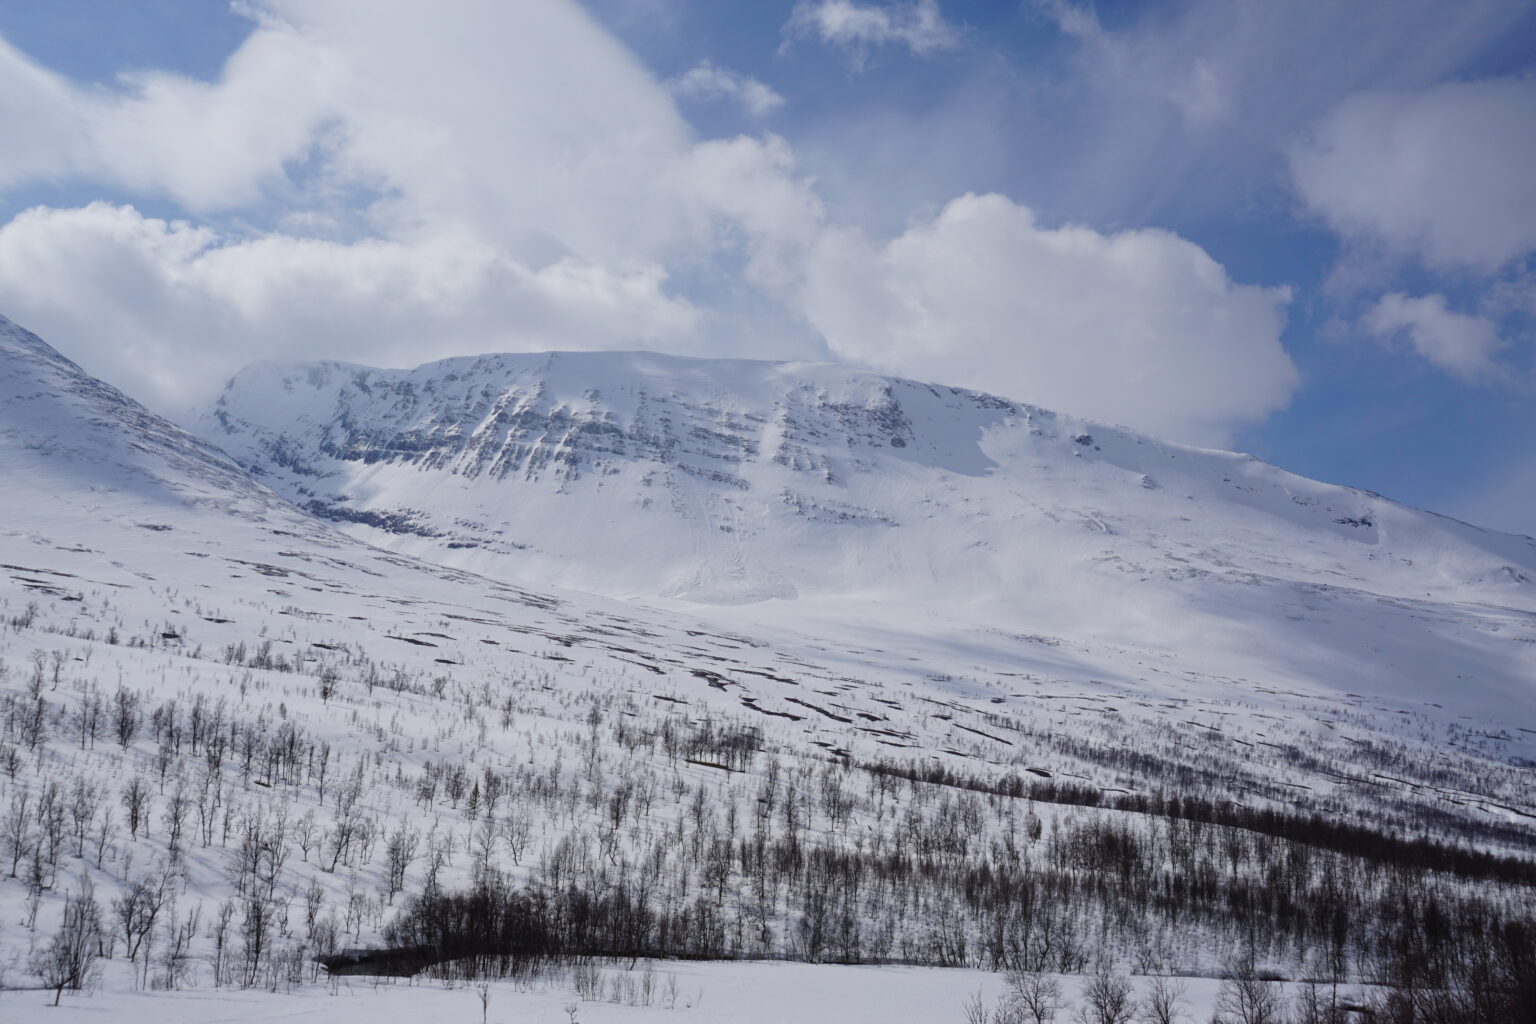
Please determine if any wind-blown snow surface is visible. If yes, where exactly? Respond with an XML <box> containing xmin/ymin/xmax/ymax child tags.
<box><xmin>1</xmin><ymin>960</ymin><xmax>1249</xmax><ymax>1023</ymax></box>
<box><xmin>203</xmin><ymin>349</ymin><xmax>1536</xmax><ymax>720</ymax></box>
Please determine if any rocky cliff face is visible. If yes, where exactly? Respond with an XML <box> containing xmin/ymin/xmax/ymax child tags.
<box><xmin>204</xmin><ymin>348</ymin><xmax>1534</xmax><ymax>602</ymax></box>
<box><xmin>203</xmin><ymin>352</ymin><xmax>1047</xmax><ymax>601</ymax></box>
<box><xmin>197</xmin><ymin>346</ymin><xmax>1536</xmax><ymax>718</ymax></box>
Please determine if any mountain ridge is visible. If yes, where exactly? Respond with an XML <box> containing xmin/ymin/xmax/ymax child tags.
<box><xmin>211</xmin><ymin>342</ymin><xmax>1536</xmax><ymax>544</ymax></box>
<box><xmin>204</xmin><ymin>346</ymin><xmax>1536</xmax><ymax>574</ymax></box>
<box><xmin>198</xmin><ymin>346</ymin><xmax>1536</xmax><ymax>707</ymax></box>
<box><xmin>5</xmin><ymin>306</ymin><xmax>1534</xmax><ymax>736</ymax></box>
<box><xmin>2</xmin><ymin>312</ymin><xmax>1535</xmax><ymax>1014</ymax></box>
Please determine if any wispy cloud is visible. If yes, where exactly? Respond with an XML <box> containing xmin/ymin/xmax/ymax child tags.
<box><xmin>669</xmin><ymin>61</ymin><xmax>784</xmax><ymax>118</ymax></box>
<box><xmin>1363</xmin><ymin>293</ymin><xmax>1507</xmax><ymax>381</ymax></box>
<box><xmin>1018</xmin><ymin>0</ymin><xmax>1529</xmax><ymax>225</ymax></box>
<box><xmin>784</xmin><ymin>0</ymin><xmax>958</xmax><ymax>68</ymax></box>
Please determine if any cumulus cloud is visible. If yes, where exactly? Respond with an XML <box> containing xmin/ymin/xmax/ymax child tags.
<box><xmin>0</xmin><ymin>0</ymin><xmax>1297</xmax><ymax>446</ymax></box>
<box><xmin>0</xmin><ymin>20</ymin><xmax>332</xmax><ymax>212</ymax></box>
<box><xmin>679</xmin><ymin>135</ymin><xmax>825</xmax><ymax>293</ymax></box>
<box><xmin>785</xmin><ymin>0</ymin><xmax>958</xmax><ymax>66</ymax></box>
<box><xmin>670</xmin><ymin>61</ymin><xmax>785</xmax><ymax>118</ymax></box>
<box><xmin>0</xmin><ymin>0</ymin><xmax>700</xmax><ymax>254</ymax></box>
<box><xmin>1362</xmin><ymin>292</ymin><xmax>1506</xmax><ymax>380</ymax></box>
<box><xmin>799</xmin><ymin>193</ymin><xmax>1296</xmax><ymax>445</ymax></box>
<box><xmin>1290</xmin><ymin>76</ymin><xmax>1536</xmax><ymax>270</ymax></box>
<box><xmin>0</xmin><ymin>0</ymin><xmax>752</xmax><ymax>410</ymax></box>
<box><xmin>0</xmin><ymin>203</ymin><xmax>701</xmax><ymax>411</ymax></box>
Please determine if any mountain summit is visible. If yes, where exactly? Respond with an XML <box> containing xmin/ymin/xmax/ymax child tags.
<box><xmin>199</xmin><ymin>348</ymin><xmax>1536</xmax><ymax>715</ymax></box>
<box><xmin>205</xmin><ymin>350</ymin><xmax>1535</xmax><ymax>600</ymax></box>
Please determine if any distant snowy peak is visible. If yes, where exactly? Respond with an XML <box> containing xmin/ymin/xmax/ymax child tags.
<box><xmin>1</xmin><ymin>316</ymin><xmax>240</xmax><ymax>493</ymax></box>
<box><xmin>203</xmin><ymin>347</ymin><xmax>1536</xmax><ymax>614</ymax></box>
<box><xmin>0</xmin><ymin>314</ymin><xmax>324</xmax><ymax>536</ymax></box>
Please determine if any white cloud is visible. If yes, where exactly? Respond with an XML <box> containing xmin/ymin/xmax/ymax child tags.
<box><xmin>0</xmin><ymin>203</ymin><xmax>701</xmax><ymax>411</ymax></box>
<box><xmin>254</xmin><ymin>0</ymin><xmax>708</xmax><ymax>266</ymax></box>
<box><xmin>0</xmin><ymin>19</ymin><xmax>332</xmax><ymax>212</ymax></box>
<box><xmin>0</xmin><ymin>0</ymin><xmax>749</xmax><ymax>410</ymax></box>
<box><xmin>786</xmin><ymin>0</ymin><xmax>958</xmax><ymax>66</ymax></box>
<box><xmin>798</xmin><ymin>193</ymin><xmax>1296</xmax><ymax>445</ymax></box>
<box><xmin>85</xmin><ymin>24</ymin><xmax>335</xmax><ymax>213</ymax></box>
<box><xmin>670</xmin><ymin>62</ymin><xmax>785</xmax><ymax>118</ymax></box>
<box><xmin>1022</xmin><ymin>0</ymin><xmax>1529</xmax><ymax>225</ymax></box>
<box><xmin>0</xmin><ymin>34</ymin><xmax>93</xmax><ymax>190</ymax></box>
<box><xmin>678</xmin><ymin>135</ymin><xmax>825</xmax><ymax>293</ymax></box>
<box><xmin>0</xmin><ymin>0</ymin><xmax>1298</xmax><ymax>447</ymax></box>
<box><xmin>1363</xmin><ymin>292</ymin><xmax>1506</xmax><ymax>380</ymax></box>
<box><xmin>0</xmin><ymin>0</ymin><xmax>700</xmax><ymax>254</ymax></box>
<box><xmin>1290</xmin><ymin>77</ymin><xmax>1536</xmax><ymax>270</ymax></box>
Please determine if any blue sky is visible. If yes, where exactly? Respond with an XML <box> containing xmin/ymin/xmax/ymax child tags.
<box><xmin>0</xmin><ymin>0</ymin><xmax>1533</xmax><ymax>532</ymax></box>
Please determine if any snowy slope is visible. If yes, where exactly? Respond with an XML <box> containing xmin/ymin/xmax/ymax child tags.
<box><xmin>5</xmin><ymin>960</ymin><xmax>1258</xmax><ymax>1024</ymax></box>
<box><xmin>4</xmin><ymin>314</ymin><xmax>1066</xmax><ymax>754</ymax></box>
<box><xmin>201</xmin><ymin>348</ymin><xmax>1536</xmax><ymax>719</ymax></box>
<box><xmin>4</xmin><ymin>310</ymin><xmax>1533</xmax><ymax>822</ymax></box>
<box><xmin>2</xmin><ymin>314</ymin><xmax>1534</xmax><ymax>1013</ymax></box>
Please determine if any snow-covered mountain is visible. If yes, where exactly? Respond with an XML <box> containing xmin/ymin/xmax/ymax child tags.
<box><xmin>202</xmin><ymin>349</ymin><xmax>1536</xmax><ymax>719</ymax></box>
<box><xmin>3</xmin><ymin>312</ymin><xmax>1535</xmax><ymax>1015</ymax></box>
<box><xmin>0</xmin><ymin>316</ymin><xmax>979</xmax><ymax>725</ymax></box>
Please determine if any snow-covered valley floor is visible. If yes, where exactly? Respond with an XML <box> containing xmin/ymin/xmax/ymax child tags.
<box><xmin>4</xmin><ymin>959</ymin><xmax>1350</xmax><ymax>1023</ymax></box>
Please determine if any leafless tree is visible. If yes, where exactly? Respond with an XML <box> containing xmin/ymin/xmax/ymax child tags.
<box><xmin>113</xmin><ymin>686</ymin><xmax>141</xmax><ymax>749</ymax></box>
<box><xmin>324</xmin><ymin>812</ymin><xmax>362</xmax><ymax>872</ymax></box>
<box><xmin>92</xmin><ymin>806</ymin><xmax>116</xmax><ymax>865</ymax></box>
<box><xmin>1008</xmin><ymin>969</ymin><xmax>1065</xmax><ymax>1024</ymax></box>
<box><xmin>240</xmin><ymin>896</ymin><xmax>275</xmax><ymax>988</ymax></box>
<box><xmin>1289</xmin><ymin>980</ymin><xmax>1329</xmax><ymax>1024</ymax></box>
<box><xmin>209</xmin><ymin>898</ymin><xmax>237</xmax><ymax>987</ymax></box>
<box><xmin>317</xmin><ymin>663</ymin><xmax>340</xmax><ymax>703</ymax></box>
<box><xmin>294</xmin><ymin>810</ymin><xmax>320</xmax><ymax>862</ymax></box>
<box><xmin>113</xmin><ymin>870</ymin><xmax>169</xmax><ymax>963</ymax></box>
<box><xmin>18</xmin><ymin>672</ymin><xmax>46</xmax><ymax>748</ymax></box>
<box><xmin>76</xmin><ymin>688</ymin><xmax>103</xmax><ymax>749</ymax></box>
<box><xmin>163</xmin><ymin>782</ymin><xmax>191</xmax><ymax>858</ymax></box>
<box><xmin>1075</xmin><ymin>961</ymin><xmax>1135</xmax><ymax>1024</ymax></box>
<box><xmin>68</xmin><ymin>775</ymin><xmax>102</xmax><ymax>857</ymax></box>
<box><xmin>1138</xmin><ymin>974</ymin><xmax>1188</xmax><ymax>1024</ymax></box>
<box><xmin>3</xmin><ymin>788</ymin><xmax>30</xmax><ymax>877</ymax></box>
<box><xmin>33</xmin><ymin>884</ymin><xmax>102</xmax><ymax>1005</ymax></box>
<box><xmin>122</xmin><ymin>776</ymin><xmax>151</xmax><ymax>840</ymax></box>
<box><xmin>964</xmin><ymin>987</ymin><xmax>991</xmax><ymax>1024</ymax></box>
<box><xmin>384</xmin><ymin>822</ymin><xmax>419</xmax><ymax>903</ymax></box>
<box><xmin>1210</xmin><ymin>959</ymin><xmax>1288</xmax><ymax>1024</ymax></box>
